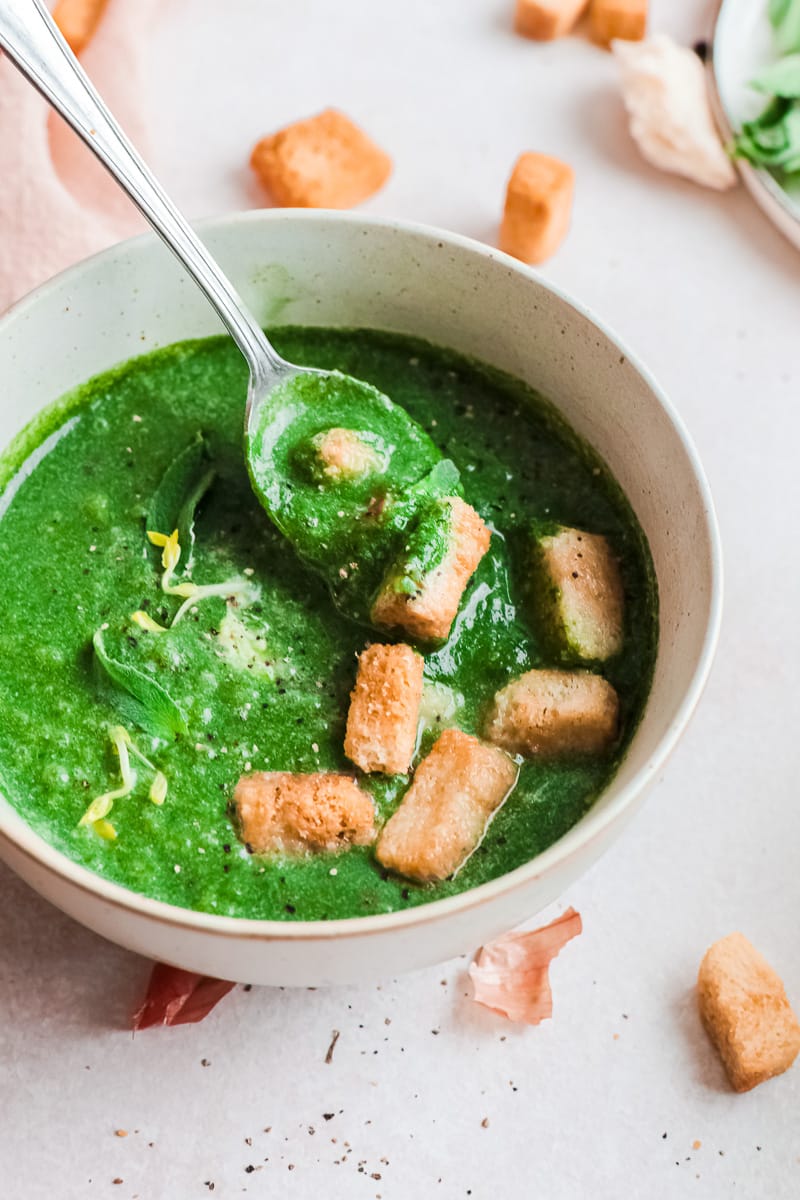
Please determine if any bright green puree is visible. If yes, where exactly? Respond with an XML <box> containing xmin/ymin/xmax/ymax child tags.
<box><xmin>0</xmin><ymin>329</ymin><xmax>657</xmax><ymax>921</ymax></box>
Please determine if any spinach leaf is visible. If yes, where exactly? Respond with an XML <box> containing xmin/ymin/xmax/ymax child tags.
<box><xmin>93</xmin><ymin>630</ymin><xmax>187</xmax><ymax>739</ymax></box>
<box><xmin>389</xmin><ymin>458</ymin><xmax>461</xmax><ymax>526</ymax></box>
<box><xmin>752</xmin><ymin>53</ymin><xmax>800</xmax><ymax>98</ymax></box>
<box><xmin>735</xmin><ymin>89</ymin><xmax>800</xmax><ymax>173</ymax></box>
<box><xmin>392</xmin><ymin>498</ymin><xmax>455</xmax><ymax>596</ymax></box>
<box><xmin>147</xmin><ymin>434</ymin><xmax>215</xmax><ymax>570</ymax></box>
<box><xmin>770</xmin><ymin>0</ymin><xmax>800</xmax><ymax>53</ymax></box>
<box><xmin>736</xmin><ymin>1</ymin><xmax>800</xmax><ymax>173</ymax></box>
<box><xmin>737</xmin><ymin>100</ymin><xmax>800</xmax><ymax>170</ymax></box>
<box><xmin>408</xmin><ymin>458</ymin><xmax>461</xmax><ymax>503</ymax></box>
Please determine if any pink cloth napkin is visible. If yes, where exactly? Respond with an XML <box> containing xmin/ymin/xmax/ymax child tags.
<box><xmin>0</xmin><ymin>0</ymin><xmax>160</xmax><ymax>314</ymax></box>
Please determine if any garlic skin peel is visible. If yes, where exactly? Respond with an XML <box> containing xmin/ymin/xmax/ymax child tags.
<box><xmin>613</xmin><ymin>34</ymin><xmax>738</xmax><ymax>191</ymax></box>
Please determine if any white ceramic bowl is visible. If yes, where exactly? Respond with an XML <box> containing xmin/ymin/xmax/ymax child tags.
<box><xmin>0</xmin><ymin>211</ymin><xmax>721</xmax><ymax>986</ymax></box>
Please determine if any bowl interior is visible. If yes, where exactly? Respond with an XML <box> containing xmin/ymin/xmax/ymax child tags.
<box><xmin>0</xmin><ymin>211</ymin><xmax>720</xmax><ymax>932</ymax></box>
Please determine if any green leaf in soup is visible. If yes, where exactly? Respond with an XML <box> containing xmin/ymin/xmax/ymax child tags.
<box><xmin>385</xmin><ymin>459</ymin><xmax>462</xmax><ymax>534</ymax></box>
<box><xmin>92</xmin><ymin>630</ymin><xmax>187</xmax><ymax>739</ymax></box>
<box><xmin>408</xmin><ymin>458</ymin><xmax>461</xmax><ymax>503</ymax></box>
<box><xmin>769</xmin><ymin>0</ymin><xmax>800</xmax><ymax>53</ymax></box>
<box><xmin>146</xmin><ymin>434</ymin><xmax>215</xmax><ymax>570</ymax></box>
<box><xmin>751</xmin><ymin>54</ymin><xmax>800</xmax><ymax>98</ymax></box>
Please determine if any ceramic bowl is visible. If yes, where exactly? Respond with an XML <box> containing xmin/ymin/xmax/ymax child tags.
<box><xmin>0</xmin><ymin>211</ymin><xmax>722</xmax><ymax>986</ymax></box>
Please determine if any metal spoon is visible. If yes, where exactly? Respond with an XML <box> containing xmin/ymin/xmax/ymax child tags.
<box><xmin>0</xmin><ymin>0</ymin><xmax>358</xmax><ymax>486</ymax></box>
<box><xmin>0</xmin><ymin>0</ymin><xmax>459</xmax><ymax>627</ymax></box>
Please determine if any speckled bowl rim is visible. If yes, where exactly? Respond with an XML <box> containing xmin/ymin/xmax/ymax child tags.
<box><xmin>0</xmin><ymin>209</ymin><xmax>723</xmax><ymax>944</ymax></box>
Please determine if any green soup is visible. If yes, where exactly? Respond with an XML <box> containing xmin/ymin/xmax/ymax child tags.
<box><xmin>0</xmin><ymin>328</ymin><xmax>657</xmax><ymax>920</ymax></box>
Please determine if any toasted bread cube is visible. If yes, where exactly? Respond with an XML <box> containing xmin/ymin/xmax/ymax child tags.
<box><xmin>535</xmin><ymin>526</ymin><xmax>624</xmax><ymax>660</ymax></box>
<box><xmin>250</xmin><ymin>108</ymin><xmax>391</xmax><ymax>209</ymax></box>
<box><xmin>375</xmin><ymin>729</ymin><xmax>518</xmax><ymax>882</ymax></box>
<box><xmin>515</xmin><ymin>0</ymin><xmax>589</xmax><ymax>40</ymax></box>
<box><xmin>233</xmin><ymin>771</ymin><xmax>375</xmax><ymax>855</ymax></box>
<box><xmin>344</xmin><ymin>643</ymin><xmax>424</xmax><ymax>775</ymax></box>
<box><xmin>500</xmin><ymin>153</ymin><xmax>575</xmax><ymax>265</ymax></box>
<box><xmin>698</xmin><ymin>934</ymin><xmax>800</xmax><ymax>1092</ymax></box>
<box><xmin>372</xmin><ymin>497</ymin><xmax>491</xmax><ymax>642</ymax></box>
<box><xmin>590</xmin><ymin>0</ymin><xmax>647</xmax><ymax>46</ymax></box>
<box><xmin>311</xmin><ymin>427</ymin><xmax>383</xmax><ymax>483</ymax></box>
<box><xmin>484</xmin><ymin>668</ymin><xmax>619</xmax><ymax>757</ymax></box>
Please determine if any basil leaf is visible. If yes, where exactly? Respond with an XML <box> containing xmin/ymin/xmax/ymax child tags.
<box><xmin>147</xmin><ymin>434</ymin><xmax>215</xmax><ymax>570</ymax></box>
<box><xmin>386</xmin><ymin>458</ymin><xmax>462</xmax><ymax>537</ymax></box>
<box><xmin>408</xmin><ymin>458</ymin><xmax>461</xmax><ymax>502</ymax></box>
<box><xmin>735</xmin><ymin>96</ymin><xmax>800</xmax><ymax>172</ymax></box>
<box><xmin>762</xmin><ymin>107</ymin><xmax>800</xmax><ymax>165</ymax></box>
<box><xmin>393</xmin><ymin>498</ymin><xmax>455</xmax><ymax>596</ymax></box>
<box><xmin>93</xmin><ymin>630</ymin><xmax>187</xmax><ymax>739</ymax></box>
<box><xmin>770</xmin><ymin>0</ymin><xmax>800</xmax><ymax>53</ymax></box>
<box><xmin>752</xmin><ymin>54</ymin><xmax>800</xmax><ymax>98</ymax></box>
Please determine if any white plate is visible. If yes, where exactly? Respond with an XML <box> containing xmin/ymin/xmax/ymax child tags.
<box><xmin>710</xmin><ymin>0</ymin><xmax>800</xmax><ymax>249</ymax></box>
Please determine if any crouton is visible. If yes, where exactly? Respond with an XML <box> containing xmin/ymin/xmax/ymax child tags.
<box><xmin>515</xmin><ymin>0</ymin><xmax>590</xmax><ymax>40</ymax></box>
<box><xmin>375</xmin><ymin>729</ymin><xmax>518</xmax><ymax>882</ymax></box>
<box><xmin>533</xmin><ymin>526</ymin><xmax>624</xmax><ymax>660</ymax></box>
<box><xmin>233</xmin><ymin>771</ymin><xmax>376</xmax><ymax>855</ymax></box>
<box><xmin>310</xmin><ymin>427</ymin><xmax>384</xmax><ymax>484</ymax></box>
<box><xmin>484</xmin><ymin>668</ymin><xmax>619</xmax><ymax>757</ymax></box>
<box><xmin>250</xmin><ymin>108</ymin><xmax>392</xmax><ymax>209</ymax></box>
<box><xmin>371</xmin><ymin>497</ymin><xmax>491</xmax><ymax>642</ymax></box>
<box><xmin>500</xmin><ymin>153</ymin><xmax>575</xmax><ymax>265</ymax></box>
<box><xmin>344</xmin><ymin>643</ymin><xmax>424</xmax><ymax>775</ymax></box>
<box><xmin>590</xmin><ymin>0</ymin><xmax>647</xmax><ymax>47</ymax></box>
<box><xmin>698</xmin><ymin>933</ymin><xmax>800</xmax><ymax>1093</ymax></box>
<box><xmin>53</xmin><ymin>0</ymin><xmax>109</xmax><ymax>55</ymax></box>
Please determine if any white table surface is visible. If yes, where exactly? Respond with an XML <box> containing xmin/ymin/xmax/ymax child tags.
<box><xmin>2</xmin><ymin>1</ymin><xmax>798</xmax><ymax>1196</ymax></box>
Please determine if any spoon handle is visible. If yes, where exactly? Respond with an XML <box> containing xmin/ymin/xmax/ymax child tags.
<box><xmin>0</xmin><ymin>0</ymin><xmax>283</xmax><ymax>384</ymax></box>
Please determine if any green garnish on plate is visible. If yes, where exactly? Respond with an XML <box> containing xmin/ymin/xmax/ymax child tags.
<box><xmin>734</xmin><ymin>0</ymin><xmax>800</xmax><ymax>174</ymax></box>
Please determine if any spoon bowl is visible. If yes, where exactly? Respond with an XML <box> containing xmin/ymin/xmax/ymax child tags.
<box><xmin>245</xmin><ymin>365</ymin><xmax>464</xmax><ymax>625</ymax></box>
